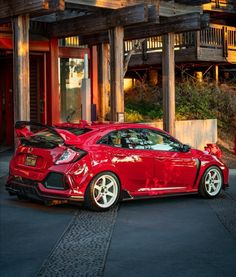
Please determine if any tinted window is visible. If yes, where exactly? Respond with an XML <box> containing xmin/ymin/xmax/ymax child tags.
<box><xmin>141</xmin><ymin>129</ymin><xmax>181</xmax><ymax>151</ymax></box>
<box><xmin>56</xmin><ymin>127</ymin><xmax>91</xmax><ymax>136</ymax></box>
<box><xmin>99</xmin><ymin>128</ymin><xmax>181</xmax><ymax>152</ymax></box>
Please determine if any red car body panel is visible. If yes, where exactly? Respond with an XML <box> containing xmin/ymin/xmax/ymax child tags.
<box><xmin>6</xmin><ymin>122</ymin><xmax>229</xmax><ymax>205</ymax></box>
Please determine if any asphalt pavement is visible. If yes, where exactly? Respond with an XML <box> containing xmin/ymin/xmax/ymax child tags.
<box><xmin>0</xmin><ymin>150</ymin><xmax>236</xmax><ymax>277</ymax></box>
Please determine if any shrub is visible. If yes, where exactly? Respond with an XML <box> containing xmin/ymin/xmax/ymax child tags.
<box><xmin>125</xmin><ymin>79</ymin><xmax>236</xmax><ymax>133</ymax></box>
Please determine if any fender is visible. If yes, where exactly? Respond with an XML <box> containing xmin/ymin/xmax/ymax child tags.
<box><xmin>74</xmin><ymin>162</ymin><xmax>123</xmax><ymax>195</ymax></box>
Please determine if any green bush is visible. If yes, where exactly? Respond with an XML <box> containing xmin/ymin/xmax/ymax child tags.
<box><xmin>125</xmin><ymin>108</ymin><xmax>144</xmax><ymax>122</ymax></box>
<box><xmin>125</xmin><ymin>79</ymin><xmax>236</xmax><ymax>132</ymax></box>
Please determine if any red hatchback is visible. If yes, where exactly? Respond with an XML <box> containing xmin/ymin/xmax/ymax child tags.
<box><xmin>6</xmin><ymin>121</ymin><xmax>229</xmax><ymax>211</ymax></box>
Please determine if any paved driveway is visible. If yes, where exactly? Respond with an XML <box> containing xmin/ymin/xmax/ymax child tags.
<box><xmin>0</xmin><ymin>150</ymin><xmax>236</xmax><ymax>277</ymax></box>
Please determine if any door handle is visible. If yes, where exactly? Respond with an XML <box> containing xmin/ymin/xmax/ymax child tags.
<box><xmin>115</xmin><ymin>153</ymin><xmax>126</xmax><ymax>158</ymax></box>
<box><xmin>155</xmin><ymin>157</ymin><xmax>165</xmax><ymax>161</ymax></box>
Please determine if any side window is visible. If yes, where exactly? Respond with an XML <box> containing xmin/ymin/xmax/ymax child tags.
<box><xmin>98</xmin><ymin>128</ymin><xmax>180</xmax><ymax>151</ymax></box>
<box><xmin>98</xmin><ymin>129</ymin><xmax>146</xmax><ymax>149</ymax></box>
<box><xmin>143</xmin><ymin>129</ymin><xmax>181</xmax><ymax>151</ymax></box>
<box><xmin>98</xmin><ymin>131</ymin><xmax>121</xmax><ymax>147</ymax></box>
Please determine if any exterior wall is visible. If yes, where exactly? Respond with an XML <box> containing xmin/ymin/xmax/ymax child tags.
<box><xmin>147</xmin><ymin>119</ymin><xmax>217</xmax><ymax>150</ymax></box>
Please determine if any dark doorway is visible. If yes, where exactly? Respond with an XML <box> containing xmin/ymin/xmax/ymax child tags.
<box><xmin>0</xmin><ymin>56</ymin><xmax>14</xmax><ymax>146</ymax></box>
<box><xmin>0</xmin><ymin>54</ymin><xmax>46</xmax><ymax>147</ymax></box>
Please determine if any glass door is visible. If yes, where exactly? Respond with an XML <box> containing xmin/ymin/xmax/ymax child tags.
<box><xmin>59</xmin><ymin>58</ymin><xmax>84</xmax><ymax>123</ymax></box>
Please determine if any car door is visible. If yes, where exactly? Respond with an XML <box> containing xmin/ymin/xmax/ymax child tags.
<box><xmin>98</xmin><ymin>128</ymin><xmax>154</xmax><ymax>193</ymax></box>
<box><xmin>141</xmin><ymin>129</ymin><xmax>199</xmax><ymax>194</ymax></box>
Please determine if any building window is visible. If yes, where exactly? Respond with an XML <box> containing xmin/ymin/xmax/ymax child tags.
<box><xmin>59</xmin><ymin>36</ymin><xmax>87</xmax><ymax>48</ymax></box>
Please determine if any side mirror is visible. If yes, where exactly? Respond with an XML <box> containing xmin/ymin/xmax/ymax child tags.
<box><xmin>181</xmin><ymin>144</ymin><xmax>191</xmax><ymax>152</ymax></box>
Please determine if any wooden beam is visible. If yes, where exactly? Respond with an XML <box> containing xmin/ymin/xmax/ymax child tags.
<box><xmin>162</xmin><ymin>33</ymin><xmax>175</xmax><ymax>135</ymax></box>
<box><xmin>175</xmin><ymin>0</ymin><xmax>211</xmax><ymax>4</ymax></box>
<box><xmin>13</xmin><ymin>15</ymin><xmax>30</xmax><ymax>124</ymax></box>
<box><xmin>109</xmin><ymin>26</ymin><xmax>124</xmax><ymax>122</ymax></box>
<box><xmin>46</xmin><ymin>38</ymin><xmax>60</xmax><ymax>125</ymax></box>
<box><xmin>0</xmin><ymin>0</ymin><xmax>64</xmax><ymax>19</ymax></box>
<box><xmin>159</xmin><ymin>1</ymin><xmax>202</xmax><ymax>17</ymax></box>
<box><xmin>124</xmin><ymin>13</ymin><xmax>209</xmax><ymax>40</ymax></box>
<box><xmin>80</xmin><ymin>13</ymin><xmax>209</xmax><ymax>45</ymax></box>
<box><xmin>65</xmin><ymin>0</ymin><xmax>127</xmax><ymax>9</ymax></box>
<box><xmin>97</xmin><ymin>43</ymin><xmax>110</xmax><ymax>121</ymax></box>
<box><xmin>47</xmin><ymin>4</ymin><xmax>158</xmax><ymax>38</ymax></box>
<box><xmin>66</xmin><ymin>0</ymin><xmax>163</xmax><ymax>9</ymax></box>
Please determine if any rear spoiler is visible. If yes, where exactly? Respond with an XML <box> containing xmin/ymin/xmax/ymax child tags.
<box><xmin>15</xmin><ymin>121</ymin><xmax>56</xmax><ymax>132</ymax></box>
<box><xmin>15</xmin><ymin>121</ymin><xmax>67</xmax><ymax>143</ymax></box>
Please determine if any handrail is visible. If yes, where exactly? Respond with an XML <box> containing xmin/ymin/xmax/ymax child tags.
<box><xmin>204</xmin><ymin>0</ymin><xmax>236</xmax><ymax>11</ymax></box>
<box><xmin>124</xmin><ymin>24</ymin><xmax>236</xmax><ymax>55</ymax></box>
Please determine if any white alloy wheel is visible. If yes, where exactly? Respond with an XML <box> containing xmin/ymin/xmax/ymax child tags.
<box><xmin>93</xmin><ymin>174</ymin><xmax>118</xmax><ymax>208</ymax></box>
<box><xmin>199</xmin><ymin>166</ymin><xmax>223</xmax><ymax>198</ymax></box>
<box><xmin>85</xmin><ymin>172</ymin><xmax>120</xmax><ymax>211</ymax></box>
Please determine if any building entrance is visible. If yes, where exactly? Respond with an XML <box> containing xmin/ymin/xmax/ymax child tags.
<box><xmin>0</xmin><ymin>54</ymin><xmax>45</xmax><ymax>146</ymax></box>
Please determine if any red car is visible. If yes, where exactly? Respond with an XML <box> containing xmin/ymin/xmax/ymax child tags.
<box><xmin>6</xmin><ymin>121</ymin><xmax>229</xmax><ymax>211</ymax></box>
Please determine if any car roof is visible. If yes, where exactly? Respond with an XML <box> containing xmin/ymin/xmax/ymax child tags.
<box><xmin>59</xmin><ymin>122</ymin><xmax>162</xmax><ymax>132</ymax></box>
<box><xmin>102</xmin><ymin>123</ymin><xmax>160</xmax><ymax>131</ymax></box>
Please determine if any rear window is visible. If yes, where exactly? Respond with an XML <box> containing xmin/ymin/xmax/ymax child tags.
<box><xmin>20</xmin><ymin>130</ymin><xmax>64</xmax><ymax>149</ymax></box>
<box><xmin>56</xmin><ymin>127</ymin><xmax>92</xmax><ymax>136</ymax></box>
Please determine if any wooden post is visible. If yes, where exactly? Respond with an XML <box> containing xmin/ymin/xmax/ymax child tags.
<box><xmin>91</xmin><ymin>45</ymin><xmax>99</xmax><ymax>120</ymax></box>
<box><xmin>162</xmin><ymin>33</ymin><xmax>175</xmax><ymax>136</ymax></box>
<box><xmin>12</xmin><ymin>15</ymin><xmax>30</xmax><ymax>123</ymax></box>
<box><xmin>213</xmin><ymin>64</ymin><xmax>219</xmax><ymax>85</ymax></box>
<box><xmin>223</xmin><ymin>26</ymin><xmax>228</xmax><ymax>58</ymax></box>
<box><xmin>109</xmin><ymin>26</ymin><xmax>124</xmax><ymax>122</ymax></box>
<box><xmin>195</xmin><ymin>30</ymin><xmax>200</xmax><ymax>59</ymax></box>
<box><xmin>98</xmin><ymin>43</ymin><xmax>110</xmax><ymax>121</ymax></box>
<box><xmin>47</xmin><ymin>38</ymin><xmax>60</xmax><ymax>125</ymax></box>
<box><xmin>81</xmin><ymin>53</ymin><xmax>91</xmax><ymax>122</ymax></box>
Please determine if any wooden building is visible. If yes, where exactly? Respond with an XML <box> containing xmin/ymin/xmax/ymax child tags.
<box><xmin>0</xmin><ymin>0</ymin><xmax>215</xmax><ymax>146</ymax></box>
<box><xmin>125</xmin><ymin>0</ymin><xmax>236</xmax><ymax>82</ymax></box>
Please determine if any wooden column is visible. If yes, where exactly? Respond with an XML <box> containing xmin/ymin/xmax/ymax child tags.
<box><xmin>12</xmin><ymin>15</ymin><xmax>30</xmax><ymax>123</ymax></box>
<box><xmin>47</xmin><ymin>38</ymin><xmax>60</xmax><ymax>125</ymax></box>
<box><xmin>109</xmin><ymin>26</ymin><xmax>124</xmax><ymax>122</ymax></box>
<box><xmin>213</xmin><ymin>64</ymin><xmax>219</xmax><ymax>85</ymax></box>
<box><xmin>162</xmin><ymin>33</ymin><xmax>175</xmax><ymax>135</ymax></box>
<box><xmin>98</xmin><ymin>43</ymin><xmax>110</xmax><ymax>121</ymax></box>
<box><xmin>91</xmin><ymin>45</ymin><xmax>99</xmax><ymax>120</ymax></box>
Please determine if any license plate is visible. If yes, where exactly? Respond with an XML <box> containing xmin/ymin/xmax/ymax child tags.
<box><xmin>25</xmin><ymin>155</ymin><xmax>37</xmax><ymax>167</ymax></box>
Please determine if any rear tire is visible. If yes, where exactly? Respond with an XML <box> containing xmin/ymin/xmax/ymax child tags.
<box><xmin>85</xmin><ymin>172</ymin><xmax>120</xmax><ymax>211</ymax></box>
<box><xmin>199</xmin><ymin>166</ymin><xmax>223</xmax><ymax>198</ymax></box>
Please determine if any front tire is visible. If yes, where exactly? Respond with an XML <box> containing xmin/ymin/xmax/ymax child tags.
<box><xmin>199</xmin><ymin>166</ymin><xmax>223</xmax><ymax>198</ymax></box>
<box><xmin>85</xmin><ymin>172</ymin><xmax>120</xmax><ymax>211</ymax></box>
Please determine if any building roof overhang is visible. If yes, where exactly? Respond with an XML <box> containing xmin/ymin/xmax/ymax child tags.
<box><xmin>0</xmin><ymin>0</ymin><xmax>212</xmax><ymax>40</ymax></box>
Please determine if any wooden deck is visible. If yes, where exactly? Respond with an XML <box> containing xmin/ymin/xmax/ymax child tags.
<box><xmin>125</xmin><ymin>24</ymin><xmax>236</xmax><ymax>68</ymax></box>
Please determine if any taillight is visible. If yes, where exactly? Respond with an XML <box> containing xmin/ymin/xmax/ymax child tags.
<box><xmin>55</xmin><ymin>147</ymin><xmax>87</xmax><ymax>165</ymax></box>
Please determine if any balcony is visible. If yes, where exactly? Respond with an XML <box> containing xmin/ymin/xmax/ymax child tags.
<box><xmin>125</xmin><ymin>24</ymin><xmax>236</xmax><ymax>68</ymax></box>
<box><xmin>203</xmin><ymin>0</ymin><xmax>236</xmax><ymax>11</ymax></box>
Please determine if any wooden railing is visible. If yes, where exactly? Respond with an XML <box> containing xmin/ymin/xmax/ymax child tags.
<box><xmin>204</xmin><ymin>0</ymin><xmax>236</xmax><ymax>11</ymax></box>
<box><xmin>212</xmin><ymin>0</ymin><xmax>235</xmax><ymax>10</ymax></box>
<box><xmin>124</xmin><ymin>25</ymin><xmax>236</xmax><ymax>57</ymax></box>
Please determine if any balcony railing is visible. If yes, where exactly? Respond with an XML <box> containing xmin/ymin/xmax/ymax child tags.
<box><xmin>124</xmin><ymin>24</ymin><xmax>236</xmax><ymax>58</ymax></box>
<box><xmin>204</xmin><ymin>0</ymin><xmax>236</xmax><ymax>11</ymax></box>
